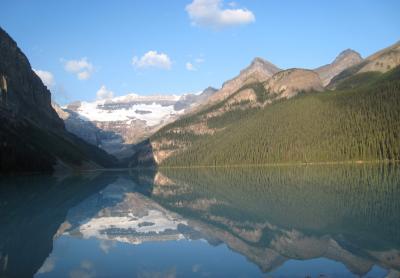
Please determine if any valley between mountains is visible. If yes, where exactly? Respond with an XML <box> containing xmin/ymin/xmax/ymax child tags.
<box><xmin>1</xmin><ymin>26</ymin><xmax>399</xmax><ymax>173</ymax></box>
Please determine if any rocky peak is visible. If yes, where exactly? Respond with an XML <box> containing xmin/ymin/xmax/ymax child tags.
<box><xmin>334</xmin><ymin>49</ymin><xmax>362</xmax><ymax>64</ymax></box>
<box><xmin>316</xmin><ymin>49</ymin><xmax>363</xmax><ymax>86</ymax></box>
<box><xmin>206</xmin><ymin>58</ymin><xmax>280</xmax><ymax>105</ymax></box>
<box><xmin>201</xmin><ymin>86</ymin><xmax>218</xmax><ymax>97</ymax></box>
<box><xmin>241</xmin><ymin>57</ymin><xmax>281</xmax><ymax>77</ymax></box>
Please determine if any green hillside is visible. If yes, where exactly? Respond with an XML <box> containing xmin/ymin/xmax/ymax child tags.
<box><xmin>156</xmin><ymin>66</ymin><xmax>400</xmax><ymax>167</ymax></box>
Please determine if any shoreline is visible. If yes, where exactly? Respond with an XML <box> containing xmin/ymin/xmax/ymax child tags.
<box><xmin>2</xmin><ymin>159</ymin><xmax>398</xmax><ymax>176</ymax></box>
<box><xmin>158</xmin><ymin>159</ymin><xmax>400</xmax><ymax>170</ymax></box>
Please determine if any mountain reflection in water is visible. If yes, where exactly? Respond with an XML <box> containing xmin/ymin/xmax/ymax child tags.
<box><xmin>0</xmin><ymin>164</ymin><xmax>399</xmax><ymax>277</ymax></box>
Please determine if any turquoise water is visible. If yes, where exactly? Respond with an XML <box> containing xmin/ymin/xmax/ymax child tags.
<box><xmin>1</xmin><ymin>164</ymin><xmax>399</xmax><ymax>277</ymax></box>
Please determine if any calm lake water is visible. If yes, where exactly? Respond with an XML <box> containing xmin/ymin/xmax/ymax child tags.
<box><xmin>0</xmin><ymin>164</ymin><xmax>399</xmax><ymax>278</ymax></box>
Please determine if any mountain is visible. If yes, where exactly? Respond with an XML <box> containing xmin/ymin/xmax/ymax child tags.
<box><xmin>328</xmin><ymin>41</ymin><xmax>400</xmax><ymax>89</ymax></box>
<box><xmin>130</xmin><ymin>42</ymin><xmax>400</xmax><ymax>167</ymax></box>
<box><xmin>132</xmin><ymin>69</ymin><xmax>326</xmax><ymax>165</ymax></box>
<box><xmin>204</xmin><ymin>57</ymin><xmax>280</xmax><ymax>106</ymax></box>
<box><xmin>359</xmin><ymin>41</ymin><xmax>400</xmax><ymax>73</ymax></box>
<box><xmin>0</xmin><ymin>27</ymin><xmax>117</xmax><ymax>173</ymax></box>
<box><xmin>53</xmin><ymin>49</ymin><xmax>366</xmax><ymax>164</ymax></box>
<box><xmin>174</xmin><ymin>86</ymin><xmax>217</xmax><ymax>111</ymax></box>
<box><xmin>55</xmin><ymin>88</ymin><xmax>217</xmax><ymax>158</ymax></box>
<box><xmin>264</xmin><ymin>68</ymin><xmax>324</xmax><ymax>98</ymax></box>
<box><xmin>316</xmin><ymin>49</ymin><xmax>363</xmax><ymax>86</ymax></box>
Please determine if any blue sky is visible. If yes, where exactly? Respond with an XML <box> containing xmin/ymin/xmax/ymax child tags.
<box><xmin>1</xmin><ymin>0</ymin><xmax>399</xmax><ymax>104</ymax></box>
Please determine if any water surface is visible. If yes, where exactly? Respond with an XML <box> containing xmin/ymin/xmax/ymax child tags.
<box><xmin>0</xmin><ymin>164</ymin><xmax>399</xmax><ymax>277</ymax></box>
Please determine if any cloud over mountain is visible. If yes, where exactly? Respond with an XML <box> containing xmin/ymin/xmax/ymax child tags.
<box><xmin>132</xmin><ymin>51</ymin><xmax>172</xmax><ymax>70</ymax></box>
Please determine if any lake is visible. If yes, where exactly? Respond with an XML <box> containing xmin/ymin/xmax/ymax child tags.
<box><xmin>0</xmin><ymin>164</ymin><xmax>399</xmax><ymax>277</ymax></box>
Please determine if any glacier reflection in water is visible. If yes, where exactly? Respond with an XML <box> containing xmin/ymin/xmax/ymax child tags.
<box><xmin>0</xmin><ymin>164</ymin><xmax>399</xmax><ymax>277</ymax></box>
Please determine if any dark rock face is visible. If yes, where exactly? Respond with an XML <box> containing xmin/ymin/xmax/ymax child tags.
<box><xmin>0</xmin><ymin>27</ymin><xmax>116</xmax><ymax>173</ymax></box>
<box><xmin>0</xmin><ymin>27</ymin><xmax>64</xmax><ymax>130</ymax></box>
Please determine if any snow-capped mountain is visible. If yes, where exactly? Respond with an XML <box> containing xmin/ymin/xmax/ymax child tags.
<box><xmin>54</xmin><ymin>87</ymin><xmax>217</xmax><ymax>158</ymax></box>
<box><xmin>72</xmin><ymin>94</ymin><xmax>182</xmax><ymax>126</ymax></box>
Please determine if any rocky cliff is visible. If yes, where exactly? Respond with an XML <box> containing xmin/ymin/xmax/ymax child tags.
<box><xmin>0</xmin><ymin>28</ymin><xmax>64</xmax><ymax>129</ymax></box>
<box><xmin>0</xmin><ymin>27</ymin><xmax>116</xmax><ymax>173</ymax></box>
<box><xmin>264</xmin><ymin>68</ymin><xmax>324</xmax><ymax>98</ymax></box>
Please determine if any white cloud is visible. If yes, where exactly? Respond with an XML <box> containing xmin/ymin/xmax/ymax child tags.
<box><xmin>132</xmin><ymin>51</ymin><xmax>172</xmax><ymax>70</ymax></box>
<box><xmin>186</xmin><ymin>62</ymin><xmax>197</xmax><ymax>71</ymax></box>
<box><xmin>34</xmin><ymin>69</ymin><xmax>55</xmax><ymax>88</ymax></box>
<box><xmin>96</xmin><ymin>85</ymin><xmax>114</xmax><ymax>100</ymax></box>
<box><xmin>195</xmin><ymin>58</ymin><xmax>205</xmax><ymax>63</ymax></box>
<box><xmin>63</xmin><ymin>57</ymin><xmax>94</xmax><ymax>80</ymax></box>
<box><xmin>77</xmin><ymin>71</ymin><xmax>91</xmax><ymax>80</ymax></box>
<box><xmin>186</xmin><ymin>0</ymin><xmax>255</xmax><ymax>29</ymax></box>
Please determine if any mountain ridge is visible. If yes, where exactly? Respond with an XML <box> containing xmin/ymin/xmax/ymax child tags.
<box><xmin>54</xmin><ymin>46</ymin><xmax>380</xmax><ymax>163</ymax></box>
<box><xmin>130</xmin><ymin>41</ymin><xmax>400</xmax><ymax>167</ymax></box>
<box><xmin>3</xmin><ymin>24</ymin><xmax>399</xmax><ymax>171</ymax></box>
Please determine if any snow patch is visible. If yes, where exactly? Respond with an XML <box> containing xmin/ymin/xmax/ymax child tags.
<box><xmin>69</xmin><ymin>90</ymin><xmax>205</xmax><ymax>127</ymax></box>
<box><xmin>75</xmin><ymin>101</ymin><xmax>180</xmax><ymax>126</ymax></box>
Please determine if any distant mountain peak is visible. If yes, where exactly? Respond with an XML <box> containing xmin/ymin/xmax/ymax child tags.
<box><xmin>204</xmin><ymin>86</ymin><xmax>218</xmax><ymax>91</ymax></box>
<box><xmin>202</xmin><ymin>86</ymin><xmax>218</xmax><ymax>94</ymax></box>
<box><xmin>334</xmin><ymin>49</ymin><xmax>362</xmax><ymax>63</ymax></box>
<box><xmin>242</xmin><ymin>57</ymin><xmax>280</xmax><ymax>75</ymax></box>
<box><xmin>316</xmin><ymin>49</ymin><xmax>363</xmax><ymax>86</ymax></box>
<box><xmin>204</xmin><ymin>57</ymin><xmax>280</xmax><ymax>106</ymax></box>
<box><xmin>251</xmin><ymin>57</ymin><xmax>270</xmax><ymax>65</ymax></box>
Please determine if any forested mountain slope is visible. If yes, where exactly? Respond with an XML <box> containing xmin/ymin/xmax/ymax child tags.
<box><xmin>148</xmin><ymin>66</ymin><xmax>400</xmax><ymax>167</ymax></box>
